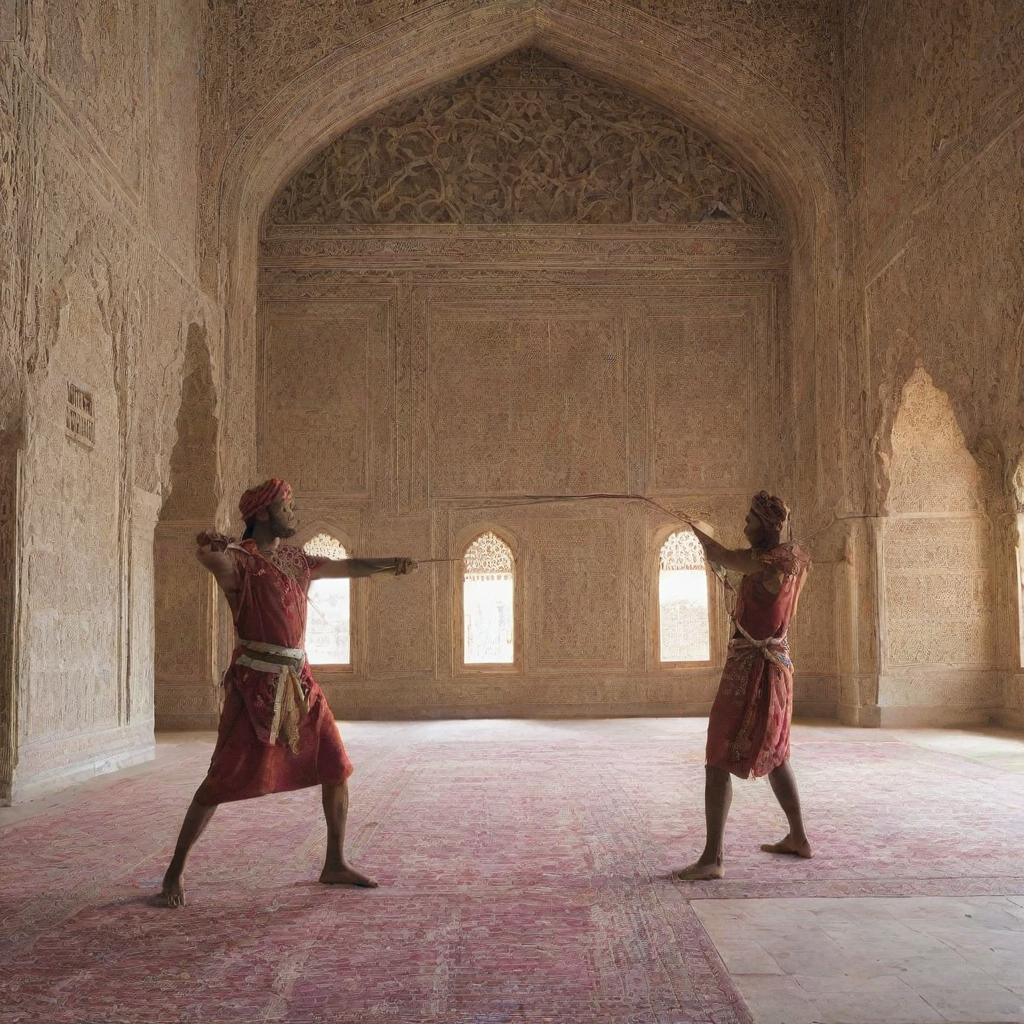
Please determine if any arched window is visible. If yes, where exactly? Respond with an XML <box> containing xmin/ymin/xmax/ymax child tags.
<box><xmin>463</xmin><ymin>532</ymin><xmax>515</xmax><ymax>665</ymax></box>
<box><xmin>303</xmin><ymin>533</ymin><xmax>351</xmax><ymax>666</ymax></box>
<box><xmin>659</xmin><ymin>530</ymin><xmax>710</xmax><ymax>662</ymax></box>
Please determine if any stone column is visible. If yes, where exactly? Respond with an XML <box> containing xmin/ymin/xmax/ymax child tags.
<box><xmin>0</xmin><ymin>437</ymin><xmax>20</xmax><ymax>802</ymax></box>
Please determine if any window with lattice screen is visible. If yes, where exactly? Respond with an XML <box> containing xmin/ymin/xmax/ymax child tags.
<box><xmin>463</xmin><ymin>532</ymin><xmax>514</xmax><ymax>665</ymax></box>
<box><xmin>303</xmin><ymin>533</ymin><xmax>351</xmax><ymax>666</ymax></box>
<box><xmin>658</xmin><ymin>530</ymin><xmax>710</xmax><ymax>662</ymax></box>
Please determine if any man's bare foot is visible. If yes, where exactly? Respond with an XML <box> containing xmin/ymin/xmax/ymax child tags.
<box><xmin>159</xmin><ymin>875</ymin><xmax>185</xmax><ymax>908</ymax></box>
<box><xmin>760</xmin><ymin>834</ymin><xmax>813</xmax><ymax>858</ymax></box>
<box><xmin>319</xmin><ymin>864</ymin><xmax>378</xmax><ymax>888</ymax></box>
<box><xmin>674</xmin><ymin>860</ymin><xmax>725</xmax><ymax>881</ymax></box>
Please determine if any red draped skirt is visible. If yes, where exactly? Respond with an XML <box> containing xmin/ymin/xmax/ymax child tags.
<box><xmin>195</xmin><ymin>665</ymin><xmax>353</xmax><ymax>806</ymax></box>
<box><xmin>705</xmin><ymin>649</ymin><xmax>793</xmax><ymax>779</ymax></box>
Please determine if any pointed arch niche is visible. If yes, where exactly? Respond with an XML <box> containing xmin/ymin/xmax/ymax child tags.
<box><xmin>246</xmin><ymin>29</ymin><xmax>811</xmax><ymax>717</ymax></box>
<box><xmin>879</xmin><ymin>366</ymin><xmax>999</xmax><ymax>725</ymax></box>
<box><xmin>154</xmin><ymin>324</ymin><xmax>220</xmax><ymax>730</ymax></box>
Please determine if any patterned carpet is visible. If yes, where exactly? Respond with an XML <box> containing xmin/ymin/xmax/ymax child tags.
<box><xmin>1</xmin><ymin>720</ymin><xmax>1023</xmax><ymax>1024</ymax></box>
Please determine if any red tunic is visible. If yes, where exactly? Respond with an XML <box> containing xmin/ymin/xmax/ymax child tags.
<box><xmin>195</xmin><ymin>540</ymin><xmax>353</xmax><ymax>806</ymax></box>
<box><xmin>705</xmin><ymin>543</ymin><xmax>810</xmax><ymax>779</ymax></box>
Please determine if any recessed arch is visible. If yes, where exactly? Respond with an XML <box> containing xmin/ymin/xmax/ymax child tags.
<box><xmin>878</xmin><ymin>366</ymin><xmax>997</xmax><ymax>716</ymax></box>
<box><xmin>214</xmin><ymin>0</ymin><xmax>843</xmax><ymax>517</ymax></box>
<box><xmin>153</xmin><ymin>321</ymin><xmax>221</xmax><ymax>730</ymax></box>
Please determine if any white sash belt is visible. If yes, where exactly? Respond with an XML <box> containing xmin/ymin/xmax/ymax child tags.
<box><xmin>728</xmin><ymin>621</ymin><xmax>791</xmax><ymax>670</ymax></box>
<box><xmin>235</xmin><ymin>640</ymin><xmax>309</xmax><ymax>753</ymax></box>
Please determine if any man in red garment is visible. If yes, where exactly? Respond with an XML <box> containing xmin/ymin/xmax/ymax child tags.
<box><xmin>159</xmin><ymin>478</ymin><xmax>415</xmax><ymax>907</ymax></box>
<box><xmin>676</xmin><ymin>491</ymin><xmax>812</xmax><ymax>881</ymax></box>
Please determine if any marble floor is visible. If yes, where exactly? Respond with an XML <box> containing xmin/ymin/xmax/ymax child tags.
<box><xmin>692</xmin><ymin>725</ymin><xmax>1024</xmax><ymax>1024</ymax></box>
<box><xmin>1</xmin><ymin>720</ymin><xmax>1023</xmax><ymax>1024</ymax></box>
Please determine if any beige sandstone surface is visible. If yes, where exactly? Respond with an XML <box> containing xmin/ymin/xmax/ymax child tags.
<box><xmin>0</xmin><ymin>0</ymin><xmax>1021</xmax><ymax>800</ymax></box>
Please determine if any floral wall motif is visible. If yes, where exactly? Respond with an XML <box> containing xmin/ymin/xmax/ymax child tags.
<box><xmin>270</xmin><ymin>49</ymin><xmax>777</xmax><ymax>227</ymax></box>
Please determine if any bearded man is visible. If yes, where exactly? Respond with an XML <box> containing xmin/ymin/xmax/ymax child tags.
<box><xmin>159</xmin><ymin>478</ymin><xmax>415</xmax><ymax>907</ymax></box>
<box><xmin>676</xmin><ymin>491</ymin><xmax>812</xmax><ymax>881</ymax></box>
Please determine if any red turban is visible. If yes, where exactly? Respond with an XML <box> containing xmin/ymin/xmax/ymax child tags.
<box><xmin>239</xmin><ymin>478</ymin><xmax>292</xmax><ymax>521</ymax></box>
<box><xmin>750</xmin><ymin>490</ymin><xmax>789</xmax><ymax>531</ymax></box>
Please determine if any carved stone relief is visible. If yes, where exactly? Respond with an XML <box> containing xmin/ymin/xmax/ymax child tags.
<box><xmin>264</xmin><ymin>313</ymin><xmax>369</xmax><ymax>494</ymax></box>
<box><xmin>149</xmin><ymin>0</ymin><xmax>202</xmax><ymax>275</ymax></box>
<box><xmin>364</xmin><ymin>515</ymin><xmax>435</xmax><ymax>679</ymax></box>
<box><xmin>270</xmin><ymin>48</ymin><xmax>777</xmax><ymax>228</ymax></box>
<box><xmin>22</xmin><ymin>143</ymin><xmax>134</xmax><ymax>746</ymax></box>
<box><xmin>28</xmin><ymin>0</ymin><xmax>148</xmax><ymax>195</ymax></box>
<box><xmin>650</xmin><ymin>315</ymin><xmax>753</xmax><ymax>491</ymax></box>
<box><xmin>620</xmin><ymin>0</ymin><xmax>841</xmax><ymax>158</ymax></box>
<box><xmin>260</xmin><ymin>298</ymin><xmax>394</xmax><ymax>505</ymax></box>
<box><xmin>3</xmin><ymin>0</ymin><xmax>213</xmax><ymax>796</ymax></box>
<box><xmin>258</xmin><ymin>265</ymin><xmax>783</xmax><ymax>715</ymax></box>
<box><xmin>427</xmin><ymin>307</ymin><xmax>627</xmax><ymax>497</ymax></box>
<box><xmin>883</xmin><ymin>370</ymin><xmax>996</xmax><ymax>681</ymax></box>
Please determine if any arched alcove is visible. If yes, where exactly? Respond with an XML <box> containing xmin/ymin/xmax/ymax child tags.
<box><xmin>153</xmin><ymin>323</ymin><xmax>221</xmax><ymax>729</ymax></box>
<box><xmin>251</xmin><ymin>43</ymin><xmax>795</xmax><ymax>717</ymax></box>
<box><xmin>211</xmin><ymin>2</ymin><xmax>845</xmax><ymax>718</ymax></box>
<box><xmin>214</xmin><ymin>0</ymin><xmax>844</xmax><ymax>526</ymax></box>
<box><xmin>879</xmin><ymin>366</ymin><xmax>999</xmax><ymax>724</ymax></box>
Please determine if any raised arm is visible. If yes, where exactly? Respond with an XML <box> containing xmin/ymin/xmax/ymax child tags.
<box><xmin>310</xmin><ymin>556</ymin><xmax>417</xmax><ymax>581</ymax></box>
<box><xmin>195</xmin><ymin>532</ymin><xmax>241</xmax><ymax>599</ymax></box>
<box><xmin>689</xmin><ymin>523</ymin><xmax>765</xmax><ymax>576</ymax></box>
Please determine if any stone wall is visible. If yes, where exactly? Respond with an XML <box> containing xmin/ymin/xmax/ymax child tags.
<box><xmin>0</xmin><ymin>2</ymin><xmax>220</xmax><ymax>801</ymax></box>
<box><xmin>843</xmin><ymin>0</ymin><xmax>1024</xmax><ymax>726</ymax></box>
<box><xmin>5</xmin><ymin>0</ymin><xmax>1024</xmax><ymax>795</ymax></box>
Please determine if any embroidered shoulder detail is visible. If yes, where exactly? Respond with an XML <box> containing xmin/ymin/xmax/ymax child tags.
<box><xmin>267</xmin><ymin>543</ymin><xmax>311</xmax><ymax>583</ymax></box>
<box><xmin>757</xmin><ymin>542</ymin><xmax>810</xmax><ymax>577</ymax></box>
<box><xmin>233</xmin><ymin>541</ymin><xmax>310</xmax><ymax>583</ymax></box>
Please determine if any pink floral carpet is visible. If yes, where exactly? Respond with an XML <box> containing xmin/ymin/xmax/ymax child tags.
<box><xmin>1</xmin><ymin>721</ymin><xmax>1022</xmax><ymax>1023</ymax></box>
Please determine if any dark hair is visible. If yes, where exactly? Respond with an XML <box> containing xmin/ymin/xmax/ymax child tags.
<box><xmin>242</xmin><ymin>518</ymin><xmax>256</xmax><ymax>540</ymax></box>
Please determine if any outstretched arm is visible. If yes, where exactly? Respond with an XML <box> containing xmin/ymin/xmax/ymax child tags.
<box><xmin>311</xmin><ymin>556</ymin><xmax>417</xmax><ymax>580</ymax></box>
